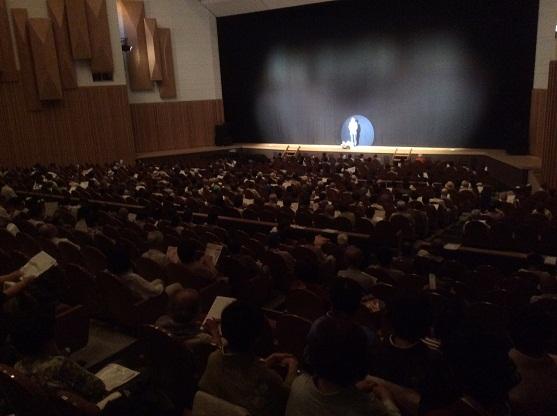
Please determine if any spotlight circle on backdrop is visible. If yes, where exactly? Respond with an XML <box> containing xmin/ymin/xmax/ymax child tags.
<box><xmin>340</xmin><ymin>115</ymin><xmax>375</xmax><ymax>146</ymax></box>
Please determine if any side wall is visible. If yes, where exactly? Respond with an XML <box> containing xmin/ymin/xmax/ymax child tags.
<box><xmin>126</xmin><ymin>0</ymin><xmax>224</xmax><ymax>153</ymax></box>
<box><xmin>0</xmin><ymin>0</ymin><xmax>135</xmax><ymax>166</ymax></box>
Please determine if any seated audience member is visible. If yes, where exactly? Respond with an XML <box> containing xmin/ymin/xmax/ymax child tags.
<box><xmin>39</xmin><ymin>224</ymin><xmax>80</xmax><ymax>249</ymax></box>
<box><xmin>374</xmin><ymin>247</ymin><xmax>405</xmax><ymax>283</ymax></box>
<box><xmin>430</xmin><ymin>326</ymin><xmax>520</xmax><ymax>416</ymax></box>
<box><xmin>26</xmin><ymin>200</ymin><xmax>46</xmax><ymax>227</ymax></box>
<box><xmin>267</xmin><ymin>233</ymin><xmax>296</xmax><ymax>277</ymax></box>
<box><xmin>287</xmin><ymin>318</ymin><xmax>400</xmax><ymax>416</ymax></box>
<box><xmin>392</xmin><ymin>242</ymin><xmax>415</xmax><ymax>274</ymax></box>
<box><xmin>310</xmin><ymin>278</ymin><xmax>377</xmax><ymax>347</ymax></box>
<box><xmin>107</xmin><ymin>246</ymin><xmax>164</xmax><ymax>300</ymax></box>
<box><xmin>142</xmin><ymin>231</ymin><xmax>170</xmax><ymax>267</ymax></box>
<box><xmin>519</xmin><ymin>253</ymin><xmax>552</xmax><ymax>282</ymax></box>
<box><xmin>177</xmin><ymin>242</ymin><xmax>217</xmax><ymax>283</ymax></box>
<box><xmin>530</xmin><ymin>274</ymin><xmax>557</xmax><ymax>303</ymax></box>
<box><xmin>532</xmin><ymin>202</ymin><xmax>553</xmax><ymax>220</ymax></box>
<box><xmin>390</xmin><ymin>201</ymin><xmax>415</xmax><ymax>226</ymax></box>
<box><xmin>338</xmin><ymin>245</ymin><xmax>377</xmax><ymax>292</ymax></box>
<box><xmin>370</xmin><ymin>293</ymin><xmax>439</xmax><ymax>392</ymax></box>
<box><xmin>291</xmin><ymin>259</ymin><xmax>327</xmax><ymax>298</ymax></box>
<box><xmin>508</xmin><ymin>304</ymin><xmax>557</xmax><ymax>416</ymax></box>
<box><xmin>199</xmin><ymin>301</ymin><xmax>298</xmax><ymax>416</ymax></box>
<box><xmin>11</xmin><ymin>310</ymin><xmax>106</xmax><ymax>403</ymax></box>
<box><xmin>227</xmin><ymin>237</ymin><xmax>262</xmax><ymax>279</ymax></box>
<box><xmin>156</xmin><ymin>288</ymin><xmax>220</xmax><ymax>346</ymax></box>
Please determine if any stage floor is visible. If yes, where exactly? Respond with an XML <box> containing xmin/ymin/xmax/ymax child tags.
<box><xmin>136</xmin><ymin>143</ymin><xmax>541</xmax><ymax>171</ymax></box>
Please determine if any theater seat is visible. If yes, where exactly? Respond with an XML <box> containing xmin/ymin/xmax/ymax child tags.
<box><xmin>96</xmin><ymin>271</ymin><xmax>167</xmax><ymax>327</ymax></box>
<box><xmin>192</xmin><ymin>391</ymin><xmax>250</xmax><ymax>416</ymax></box>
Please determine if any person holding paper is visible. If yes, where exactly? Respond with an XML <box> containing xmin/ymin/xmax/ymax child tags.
<box><xmin>287</xmin><ymin>318</ymin><xmax>400</xmax><ymax>416</ymax></box>
<box><xmin>142</xmin><ymin>231</ymin><xmax>170</xmax><ymax>267</ymax></box>
<box><xmin>107</xmin><ymin>247</ymin><xmax>164</xmax><ymax>300</ymax></box>
<box><xmin>156</xmin><ymin>289</ymin><xmax>221</xmax><ymax>346</ymax></box>
<box><xmin>199</xmin><ymin>301</ymin><xmax>298</xmax><ymax>416</ymax></box>
<box><xmin>0</xmin><ymin>270</ymin><xmax>34</xmax><ymax>300</ymax></box>
<box><xmin>11</xmin><ymin>311</ymin><xmax>106</xmax><ymax>403</ymax></box>
<box><xmin>177</xmin><ymin>242</ymin><xmax>217</xmax><ymax>284</ymax></box>
<box><xmin>39</xmin><ymin>224</ymin><xmax>80</xmax><ymax>250</ymax></box>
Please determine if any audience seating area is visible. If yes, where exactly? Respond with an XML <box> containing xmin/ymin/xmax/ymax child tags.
<box><xmin>0</xmin><ymin>152</ymin><xmax>555</xmax><ymax>416</ymax></box>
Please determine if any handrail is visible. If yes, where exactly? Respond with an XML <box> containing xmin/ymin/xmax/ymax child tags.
<box><xmin>16</xmin><ymin>190</ymin><xmax>371</xmax><ymax>240</ymax></box>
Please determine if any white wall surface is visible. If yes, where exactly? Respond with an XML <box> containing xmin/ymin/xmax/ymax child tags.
<box><xmin>124</xmin><ymin>0</ymin><xmax>222</xmax><ymax>103</ymax></box>
<box><xmin>6</xmin><ymin>0</ymin><xmax>127</xmax><ymax>86</ymax></box>
<box><xmin>535</xmin><ymin>0</ymin><xmax>557</xmax><ymax>89</ymax></box>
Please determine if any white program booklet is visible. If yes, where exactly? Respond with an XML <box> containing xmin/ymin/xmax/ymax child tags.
<box><xmin>544</xmin><ymin>256</ymin><xmax>557</xmax><ymax>266</ymax></box>
<box><xmin>205</xmin><ymin>243</ymin><xmax>223</xmax><ymax>266</ymax></box>
<box><xmin>20</xmin><ymin>251</ymin><xmax>57</xmax><ymax>278</ymax></box>
<box><xmin>95</xmin><ymin>363</ymin><xmax>139</xmax><ymax>392</ymax></box>
<box><xmin>202</xmin><ymin>296</ymin><xmax>236</xmax><ymax>328</ymax></box>
<box><xmin>444</xmin><ymin>243</ymin><xmax>462</xmax><ymax>251</ymax></box>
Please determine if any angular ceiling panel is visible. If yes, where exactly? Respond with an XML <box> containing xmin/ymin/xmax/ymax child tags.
<box><xmin>199</xmin><ymin>0</ymin><xmax>335</xmax><ymax>17</ymax></box>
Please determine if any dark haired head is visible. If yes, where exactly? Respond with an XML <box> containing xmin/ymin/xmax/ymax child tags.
<box><xmin>390</xmin><ymin>293</ymin><xmax>432</xmax><ymax>342</ymax></box>
<box><xmin>344</xmin><ymin>245</ymin><xmax>363</xmax><ymax>269</ymax></box>
<box><xmin>376</xmin><ymin>247</ymin><xmax>393</xmax><ymax>267</ymax></box>
<box><xmin>106</xmin><ymin>246</ymin><xmax>132</xmax><ymax>275</ymax></box>
<box><xmin>443</xmin><ymin>326</ymin><xmax>518</xmax><ymax>406</ymax></box>
<box><xmin>330</xmin><ymin>278</ymin><xmax>363</xmax><ymax>316</ymax></box>
<box><xmin>526</xmin><ymin>252</ymin><xmax>545</xmax><ymax>268</ymax></box>
<box><xmin>511</xmin><ymin>303</ymin><xmax>554</xmax><ymax>357</ymax></box>
<box><xmin>305</xmin><ymin>318</ymin><xmax>368</xmax><ymax>386</ymax></box>
<box><xmin>221</xmin><ymin>301</ymin><xmax>265</xmax><ymax>353</ymax></box>
<box><xmin>177</xmin><ymin>241</ymin><xmax>198</xmax><ymax>264</ymax></box>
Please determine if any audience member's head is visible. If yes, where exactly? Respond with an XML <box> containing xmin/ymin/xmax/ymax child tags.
<box><xmin>38</xmin><ymin>224</ymin><xmax>58</xmax><ymax>239</ymax></box>
<box><xmin>376</xmin><ymin>246</ymin><xmax>394</xmax><ymax>267</ymax></box>
<box><xmin>168</xmin><ymin>289</ymin><xmax>200</xmax><ymax>324</ymax></box>
<box><xmin>510</xmin><ymin>303</ymin><xmax>554</xmax><ymax>357</ymax></box>
<box><xmin>344</xmin><ymin>245</ymin><xmax>363</xmax><ymax>269</ymax></box>
<box><xmin>330</xmin><ymin>278</ymin><xmax>363</xmax><ymax>317</ymax></box>
<box><xmin>305</xmin><ymin>318</ymin><xmax>368</xmax><ymax>387</ymax></box>
<box><xmin>443</xmin><ymin>326</ymin><xmax>518</xmax><ymax>407</ymax></box>
<box><xmin>390</xmin><ymin>293</ymin><xmax>432</xmax><ymax>343</ymax></box>
<box><xmin>107</xmin><ymin>246</ymin><xmax>132</xmax><ymax>275</ymax></box>
<box><xmin>526</xmin><ymin>252</ymin><xmax>545</xmax><ymax>269</ymax></box>
<box><xmin>221</xmin><ymin>301</ymin><xmax>265</xmax><ymax>354</ymax></box>
<box><xmin>177</xmin><ymin>241</ymin><xmax>198</xmax><ymax>264</ymax></box>
<box><xmin>147</xmin><ymin>231</ymin><xmax>165</xmax><ymax>250</ymax></box>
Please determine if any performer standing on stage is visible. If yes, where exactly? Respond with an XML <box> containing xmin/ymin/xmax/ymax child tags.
<box><xmin>348</xmin><ymin>117</ymin><xmax>359</xmax><ymax>147</ymax></box>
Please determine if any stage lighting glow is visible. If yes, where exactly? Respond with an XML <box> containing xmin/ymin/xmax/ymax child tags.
<box><xmin>256</xmin><ymin>32</ymin><xmax>487</xmax><ymax>147</ymax></box>
<box><xmin>340</xmin><ymin>115</ymin><xmax>374</xmax><ymax>146</ymax></box>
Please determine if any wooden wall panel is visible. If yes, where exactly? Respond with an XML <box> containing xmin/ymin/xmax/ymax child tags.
<box><xmin>85</xmin><ymin>0</ymin><xmax>114</xmax><ymax>74</ymax></box>
<box><xmin>131</xmin><ymin>100</ymin><xmax>224</xmax><ymax>153</ymax></box>
<box><xmin>27</xmin><ymin>18</ymin><xmax>63</xmax><ymax>101</ymax></box>
<box><xmin>0</xmin><ymin>0</ymin><xmax>18</xmax><ymax>82</ymax></box>
<box><xmin>144</xmin><ymin>18</ymin><xmax>162</xmax><ymax>81</ymax></box>
<box><xmin>120</xmin><ymin>0</ymin><xmax>152</xmax><ymax>90</ymax></box>
<box><xmin>542</xmin><ymin>62</ymin><xmax>557</xmax><ymax>189</ymax></box>
<box><xmin>0</xmin><ymin>83</ymin><xmax>135</xmax><ymax>166</ymax></box>
<box><xmin>65</xmin><ymin>0</ymin><xmax>91</xmax><ymax>59</ymax></box>
<box><xmin>529</xmin><ymin>88</ymin><xmax>547</xmax><ymax>158</ymax></box>
<box><xmin>47</xmin><ymin>0</ymin><xmax>78</xmax><ymax>89</ymax></box>
<box><xmin>157</xmin><ymin>28</ymin><xmax>176</xmax><ymax>99</ymax></box>
<box><xmin>11</xmin><ymin>9</ymin><xmax>41</xmax><ymax>111</ymax></box>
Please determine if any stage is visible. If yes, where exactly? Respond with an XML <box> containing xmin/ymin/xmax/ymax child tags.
<box><xmin>136</xmin><ymin>143</ymin><xmax>541</xmax><ymax>188</ymax></box>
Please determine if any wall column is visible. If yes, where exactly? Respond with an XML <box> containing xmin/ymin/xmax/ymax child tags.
<box><xmin>542</xmin><ymin>61</ymin><xmax>557</xmax><ymax>188</ymax></box>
